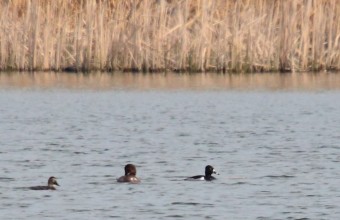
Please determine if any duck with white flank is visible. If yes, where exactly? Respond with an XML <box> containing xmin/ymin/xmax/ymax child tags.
<box><xmin>186</xmin><ymin>165</ymin><xmax>219</xmax><ymax>181</ymax></box>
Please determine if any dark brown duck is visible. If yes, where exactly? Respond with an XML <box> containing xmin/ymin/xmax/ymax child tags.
<box><xmin>117</xmin><ymin>164</ymin><xmax>141</xmax><ymax>183</ymax></box>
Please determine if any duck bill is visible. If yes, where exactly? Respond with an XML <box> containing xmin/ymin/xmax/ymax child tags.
<box><xmin>55</xmin><ymin>181</ymin><xmax>60</xmax><ymax>186</ymax></box>
<box><xmin>213</xmin><ymin>169</ymin><xmax>219</xmax><ymax>175</ymax></box>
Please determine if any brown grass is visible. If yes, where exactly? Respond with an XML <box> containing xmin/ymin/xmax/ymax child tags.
<box><xmin>0</xmin><ymin>0</ymin><xmax>339</xmax><ymax>73</ymax></box>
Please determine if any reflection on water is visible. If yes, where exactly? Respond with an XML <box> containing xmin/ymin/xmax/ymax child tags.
<box><xmin>1</xmin><ymin>71</ymin><xmax>340</xmax><ymax>90</ymax></box>
<box><xmin>0</xmin><ymin>72</ymin><xmax>340</xmax><ymax>219</ymax></box>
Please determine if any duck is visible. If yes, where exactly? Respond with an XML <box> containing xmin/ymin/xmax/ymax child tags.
<box><xmin>29</xmin><ymin>176</ymin><xmax>60</xmax><ymax>190</ymax></box>
<box><xmin>185</xmin><ymin>165</ymin><xmax>218</xmax><ymax>181</ymax></box>
<box><xmin>117</xmin><ymin>164</ymin><xmax>141</xmax><ymax>183</ymax></box>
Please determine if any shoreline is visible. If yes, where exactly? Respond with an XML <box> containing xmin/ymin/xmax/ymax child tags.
<box><xmin>1</xmin><ymin>71</ymin><xmax>340</xmax><ymax>91</ymax></box>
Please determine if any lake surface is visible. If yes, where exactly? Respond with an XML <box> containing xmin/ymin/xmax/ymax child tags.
<box><xmin>0</xmin><ymin>72</ymin><xmax>340</xmax><ymax>219</ymax></box>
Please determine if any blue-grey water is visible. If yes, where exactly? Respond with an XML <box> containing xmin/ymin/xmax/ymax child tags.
<box><xmin>0</xmin><ymin>73</ymin><xmax>340</xmax><ymax>219</ymax></box>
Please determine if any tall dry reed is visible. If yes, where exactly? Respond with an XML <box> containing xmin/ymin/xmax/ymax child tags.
<box><xmin>0</xmin><ymin>0</ymin><xmax>339</xmax><ymax>72</ymax></box>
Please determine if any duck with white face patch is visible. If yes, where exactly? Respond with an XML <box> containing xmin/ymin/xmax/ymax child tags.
<box><xmin>29</xmin><ymin>176</ymin><xmax>60</xmax><ymax>190</ymax></box>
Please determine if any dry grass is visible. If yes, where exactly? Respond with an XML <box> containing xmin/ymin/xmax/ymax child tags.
<box><xmin>0</xmin><ymin>0</ymin><xmax>339</xmax><ymax>73</ymax></box>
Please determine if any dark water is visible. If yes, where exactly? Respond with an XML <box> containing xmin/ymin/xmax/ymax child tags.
<box><xmin>0</xmin><ymin>73</ymin><xmax>340</xmax><ymax>219</ymax></box>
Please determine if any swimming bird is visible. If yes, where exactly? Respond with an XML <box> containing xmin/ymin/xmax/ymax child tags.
<box><xmin>29</xmin><ymin>176</ymin><xmax>60</xmax><ymax>190</ymax></box>
<box><xmin>186</xmin><ymin>165</ymin><xmax>219</xmax><ymax>181</ymax></box>
<box><xmin>117</xmin><ymin>164</ymin><xmax>141</xmax><ymax>183</ymax></box>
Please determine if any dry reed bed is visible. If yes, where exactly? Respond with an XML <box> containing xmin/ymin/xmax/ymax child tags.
<box><xmin>0</xmin><ymin>0</ymin><xmax>339</xmax><ymax>72</ymax></box>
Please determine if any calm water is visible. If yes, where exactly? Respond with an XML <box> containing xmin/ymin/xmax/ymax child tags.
<box><xmin>0</xmin><ymin>72</ymin><xmax>340</xmax><ymax>219</ymax></box>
